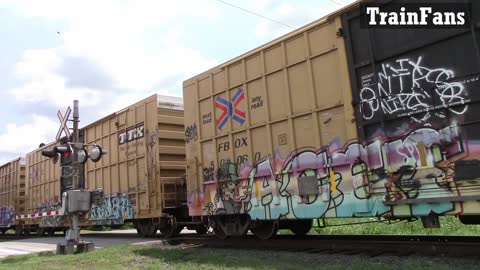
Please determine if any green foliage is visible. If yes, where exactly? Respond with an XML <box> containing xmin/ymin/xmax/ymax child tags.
<box><xmin>312</xmin><ymin>216</ymin><xmax>480</xmax><ymax>235</ymax></box>
<box><xmin>0</xmin><ymin>244</ymin><xmax>472</xmax><ymax>270</ymax></box>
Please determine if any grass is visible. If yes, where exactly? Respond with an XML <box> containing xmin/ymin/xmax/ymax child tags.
<box><xmin>308</xmin><ymin>216</ymin><xmax>480</xmax><ymax>236</ymax></box>
<box><xmin>0</xmin><ymin>244</ymin><xmax>474</xmax><ymax>270</ymax></box>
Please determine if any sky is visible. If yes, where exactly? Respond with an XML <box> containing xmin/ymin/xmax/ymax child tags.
<box><xmin>0</xmin><ymin>0</ymin><xmax>356</xmax><ymax>164</ymax></box>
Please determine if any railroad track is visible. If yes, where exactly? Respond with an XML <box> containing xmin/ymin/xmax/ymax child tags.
<box><xmin>1</xmin><ymin>231</ymin><xmax>479</xmax><ymax>258</ymax></box>
<box><xmin>166</xmin><ymin>234</ymin><xmax>480</xmax><ymax>258</ymax></box>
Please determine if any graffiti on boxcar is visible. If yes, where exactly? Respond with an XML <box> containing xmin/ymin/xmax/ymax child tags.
<box><xmin>0</xmin><ymin>206</ymin><xmax>15</xmax><ymax>227</ymax></box>
<box><xmin>203</xmin><ymin>162</ymin><xmax>215</xmax><ymax>183</ymax></box>
<box><xmin>146</xmin><ymin>129</ymin><xmax>158</xmax><ymax>179</ymax></box>
<box><xmin>32</xmin><ymin>164</ymin><xmax>40</xmax><ymax>184</ymax></box>
<box><xmin>90</xmin><ymin>193</ymin><xmax>134</xmax><ymax>225</ymax></box>
<box><xmin>209</xmin><ymin>161</ymin><xmax>246</xmax><ymax>215</ymax></box>
<box><xmin>185</xmin><ymin>123</ymin><xmax>198</xmax><ymax>143</ymax></box>
<box><xmin>189</xmin><ymin>125</ymin><xmax>466</xmax><ymax>219</ymax></box>
<box><xmin>36</xmin><ymin>197</ymin><xmax>66</xmax><ymax>228</ymax></box>
<box><xmin>359</xmin><ymin>56</ymin><xmax>469</xmax><ymax>123</ymax></box>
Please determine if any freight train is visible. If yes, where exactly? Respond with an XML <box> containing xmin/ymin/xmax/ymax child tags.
<box><xmin>2</xmin><ymin>0</ymin><xmax>480</xmax><ymax>240</ymax></box>
<box><xmin>3</xmin><ymin>95</ymin><xmax>206</xmax><ymax>237</ymax></box>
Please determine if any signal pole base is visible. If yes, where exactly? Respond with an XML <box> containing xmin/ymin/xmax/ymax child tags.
<box><xmin>56</xmin><ymin>241</ymin><xmax>95</xmax><ymax>255</ymax></box>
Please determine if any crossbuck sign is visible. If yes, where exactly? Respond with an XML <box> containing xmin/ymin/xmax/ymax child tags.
<box><xmin>56</xmin><ymin>107</ymin><xmax>72</xmax><ymax>140</ymax></box>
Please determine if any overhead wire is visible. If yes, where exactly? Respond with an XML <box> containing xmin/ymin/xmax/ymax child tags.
<box><xmin>327</xmin><ymin>0</ymin><xmax>343</xmax><ymax>6</ymax></box>
<box><xmin>215</xmin><ymin>0</ymin><xmax>296</xmax><ymax>29</ymax></box>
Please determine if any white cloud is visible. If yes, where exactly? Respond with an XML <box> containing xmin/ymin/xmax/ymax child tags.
<box><xmin>11</xmin><ymin>48</ymin><xmax>103</xmax><ymax>108</ymax></box>
<box><xmin>7</xmin><ymin>0</ymin><xmax>219</xmax><ymax>116</ymax></box>
<box><xmin>1</xmin><ymin>0</ymin><xmax>220</xmax><ymax>163</ymax></box>
<box><xmin>0</xmin><ymin>114</ymin><xmax>58</xmax><ymax>156</ymax></box>
<box><xmin>0</xmin><ymin>0</ymin><xmax>354</xmax><ymax>163</ymax></box>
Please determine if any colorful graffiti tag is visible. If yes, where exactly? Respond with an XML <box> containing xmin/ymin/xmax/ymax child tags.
<box><xmin>188</xmin><ymin>124</ymin><xmax>476</xmax><ymax>219</ymax></box>
<box><xmin>35</xmin><ymin>197</ymin><xmax>66</xmax><ymax>228</ymax></box>
<box><xmin>0</xmin><ymin>206</ymin><xmax>14</xmax><ymax>228</ymax></box>
<box><xmin>90</xmin><ymin>193</ymin><xmax>134</xmax><ymax>225</ymax></box>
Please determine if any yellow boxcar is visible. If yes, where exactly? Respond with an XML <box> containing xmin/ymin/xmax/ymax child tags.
<box><xmin>19</xmin><ymin>94</ymin><xmax>203</xmax><ymax>237</ymax></box>
<box><xmin>0</xmin><ymin>158</ymin><xmax>25</xmax><ymax>234</ymax></box>
<box><xmin>24</xmin><ymin>141</ymin><xmax>67</xmax><ymax>235</ymax></box>
<box><xmin>183</xmin><ymin>3</ymin><xmax>359</xmax><ymax>238</ymax></box>
<box><xmin>83</xmin><ymin>94</ymin><xmax>203</xmax><ymax>237</ymax></box>
<box><xmin>184</xmin><ymin>0</ymin><xmax>480</xmax><ymax>239</ymax></box>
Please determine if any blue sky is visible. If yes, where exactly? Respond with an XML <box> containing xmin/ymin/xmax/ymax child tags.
<box><xmin>0</xmin><ymin>0</ymin><xmax>355</xmax><ymax>164</ymax></box>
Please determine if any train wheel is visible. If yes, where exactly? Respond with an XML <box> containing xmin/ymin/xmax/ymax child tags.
<box><xmin>195</xmin><ymin>224</ymin><xmax>209</xmax><ymax>235</ymax></box>
<box><xmin>253</xmin><ymin>221</ymin><xmax>278</xmax><ymax>240</ymax></box>
<box><xmin>47</xmin><ymin>229</ymin><xmax>55</xmax><ymax>237</ymax></box>
<box><xmin>139</xmin><ymin>223</ymin><xmax>156</xmax><ymax>238</ymax></box>
<box><xmin>23</xmin><ymin>228</ymin><xmax>30</xmax><ymax>237</ymax></box>
<box><xmin>213</xmin><ymin>222</ymin><xmax>228</xmax><ymax>240</ymax></box>
<box><xmin>160</xmin><ymin>217</ymin><xmax>178</xmax><ymax>238</ymax></box>
<box><xmin>290</xmin><ymin>219</ymin><xmax>313</xmax><ymax>236</ymax></box>
<box><xmin>36</xmin><ymin>228</ymin><xmax>46</xmax><ymax>237</ymax></box>
<box><xmin>146</xmin><ymin>224</ymin><xmax>157</xmax><ymax>237</ymax></box>
<box><xmin>15</xmin><ymin>227</ymin><xmax>23</xmax><ymax>236</ymax></box>
<box><xmin>1</xmin><ymin>229</ymin><xmax>6</xmax><ymax>235</ymax></box>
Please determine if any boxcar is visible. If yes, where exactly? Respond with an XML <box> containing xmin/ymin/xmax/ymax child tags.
<box><xmin>24</xmin><ymin>140</ymin><xmax>68</xmax><ymax>236</ymax></box>
<box><xmin>0</xmin><ymin>158</ymin><xmax>25</xmax><ymax>234</ymax></box>
<box><xmin>83</xmin><ymin>94</ymin><xmax>204</xmax><ymax>237</ymax></box>
<box><xmin>183</xmin><ymin>0</ymin><xmax>480</xmax><ymax>239</ymax></box>
<box><xmin>19</xmin><ymin>94</ymin><xmax>205</xmax><ymax>237</ymax></box>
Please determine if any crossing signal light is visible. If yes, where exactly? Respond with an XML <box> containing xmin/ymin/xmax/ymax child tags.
<box><xmin>41</xmin><ymin>149</ymin><xmax>58</xmax><ymax>158</ymax></box>
<box><xmin>41</xmin><ymin>144</ymin><xmax>106</xmax><ymax>163</ymax></box>
<box><xmin>78</xmin><ymin>149</ymin><xmax>88</xmax><ymax>164</ymax></box>
<box><xmin>54</xmin><ymin>145</ymin><xmax>72</xmax><ymax>159</ymax></box>
<box><xmin>89</xmin><ymin>145</ymin><xmax>107</xmax><ymax>163</ymax></box>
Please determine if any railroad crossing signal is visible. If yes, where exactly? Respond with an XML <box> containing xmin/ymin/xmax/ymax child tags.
<box><xmin>39</xmin><ymin>100</ymin><xmax>107</xmax><ymax>254</ymax></box>
<box><xmin>56</xmin><ymin>107</ymin><xmax>72</xmax><ymax>141</ymax></box>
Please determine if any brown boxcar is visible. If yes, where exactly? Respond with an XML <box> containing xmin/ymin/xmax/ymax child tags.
<box><xmin>83</xmin><ymin>94</ymin><xmax>204</xmax><ymax>237</ymax></box>
<box><xmin>0</xmin><ymin>158</ymin><xmax>25</xmax><ymax>234</ymax></box>
<box><xmin>183</xmin><ymin>3</ymin><xmax>358</xmax><ymax>238</ymax></box>
<box><xmin>24</xmin><ymin>141</ymin><xmax>67</xmax><ymax>235</ymax></box>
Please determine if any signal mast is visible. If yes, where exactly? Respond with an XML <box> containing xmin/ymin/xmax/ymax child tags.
<box><xmin>42</xmin><ymin>100</ymin><xmax>106</xmax><ymax>254</ymax></box>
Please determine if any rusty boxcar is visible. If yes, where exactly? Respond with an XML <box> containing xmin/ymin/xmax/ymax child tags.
<box><xmin>184</xmin><ymin>0</ymin><xmax>480</xmax><ymax>239</ymax></box>
<box><xmin>83</xmin><ymin>94</ymin><xmax>205</xmax><ymax>237</ymax></box>
<box><xmin>0</xmin><ymin>158</ymin><xmax>25</xmax><ymax>234</ymax></box>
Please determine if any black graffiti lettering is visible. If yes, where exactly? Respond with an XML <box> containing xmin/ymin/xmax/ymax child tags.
<box><xmin>203</xmin><ymin>161</ymin><xmax>215</xmax><ymax>182</ymax></box>
<box><xmin>185</xmin><ymin>123</ymin><xmax>198</xmax><ymax>143</ymax></box>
